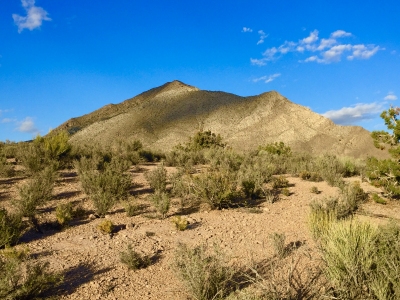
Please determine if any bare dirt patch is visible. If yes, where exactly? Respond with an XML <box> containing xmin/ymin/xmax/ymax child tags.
<box><xmin>1</xmin><ymin>164</ymin><xmax>399</xmax><ymax>299</ymax></box>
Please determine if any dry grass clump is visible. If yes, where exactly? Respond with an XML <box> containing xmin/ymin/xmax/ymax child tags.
<box><xmin>174</xmin><ymin>243</ymin><xmax>237</xmax><ymax>300</ymax></box>
<box><xmin>171</xmin><ymin>216</ymin><xmax>189</xmax><ymax>231</ymax></box>
<box><xmin>119</xmin><ymin>244</ymin><xmax>150</xmax><ymax>271</ymax></box>
<box><xmin>97</xmin><ymin>219</ymin><xmax>114</xmax><ymax>234</ymax></box>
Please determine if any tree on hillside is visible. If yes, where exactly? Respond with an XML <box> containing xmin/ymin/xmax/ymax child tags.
<box><xmin>368</xmin><ymin>106</ymin><xmax>400</xmax><ymax>198</ymax></box>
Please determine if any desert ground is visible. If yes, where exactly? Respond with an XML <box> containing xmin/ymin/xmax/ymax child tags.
<box><xmin>1</xmin><ymin>162</ymin><xmax>399</xmax><ymax>299</ymax></box>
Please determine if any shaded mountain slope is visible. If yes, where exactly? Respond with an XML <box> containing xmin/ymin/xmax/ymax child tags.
<box><xmin>56</xmin><ymin>80</ymin><xmax>388</xmax><ymax>158</ymax></box>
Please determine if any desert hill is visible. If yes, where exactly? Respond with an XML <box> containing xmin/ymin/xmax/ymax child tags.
<box><xmin>56</xmin><ymin>80</ymin><xmax>387</xmax><ymax>158</ymax></box>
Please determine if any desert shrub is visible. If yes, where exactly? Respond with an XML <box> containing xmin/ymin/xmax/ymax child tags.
<box><xmin>174</xmin><ymin>243</ymin><xmax>236</xmax><ymax>300</ymax></box>
<box><xmin>371</xmin><ymin>193</ymin><xmax>387</xmax><ymax>205</ymax></box>
<box><xmin>336</xmin><ymin>181</ymin><xmax>368</xmax><ymax>219</ymax></box>
<box><xmin>171</xmin><ymin>216</ymin><xmax>188</xmax><ymax>231</ymax></box>
<box><xmin>281</xmin><ymin>188</ymin><xmax>290</xmax><ymax>196</ymax></box>
<box><xmin>0</xmin><ymin>141</ymin><xmax>18</xmax><ymax>159</ymax></box>
<box><xmin>191</xmin><ymin>171</ymin><xmax>238</xmax><ymax>209</ymax></box>
<box><xmin>188</xmin><ymin>130</ymin><xmax>225</xmax><ymax>151</ymax></box>
<box><xmin>270</xmin><ymin>232</ymin><xmax>287</xmax><ymax>258</ymax></box>
<box><xmin>149</xmin><ymin>191</ymin><xmax>170</xmax><ymax>218</ymax></box>
<box><xmin>258</xmin><ymin>141</ymin><xmax>292</xmax><ymax>156</ymax></box>
<box><xmin>310</xmin><ymin>186</ymin><xmax>320</xmax><ymax>194</ymax></box>
<box><xmin>97</xmin><ymin>219</ymin><xmax>114</xmax><ymax>234</ymax></box>
<box><xmin>237</xmin><ymin>155</ymin><xmax>273</xmax><ymax>199</ymax></box>
<box><xmin>15</xmin><ymin>166</ymin><xmax>57</xmax><ymax>219</ymax></box>
<box><xmin>318</xmin><ymin>220</ymin><xmax>399</xmax><ymax>299</ymax></box>
<box><xmin>366</xmin><ymin>157</ymin><xmax>400</xmax><ymax>198</ymax></box>
<box><xmin>299</xmin><ymin>170</ymin><xmax>323</xmax><ymax>182</ymax></box>
<box><xmin>243</xmin><ymin>253</ymin><xmax>325</xmax><ymax>299</ymax></box>
<box><xmin>272</xmin><ymin>176</ymin><xmax>289</xmax><ymax>189</ymax></box>
<box><xmin>138</xmin><ymin>149</ymin><xmax>165</xmax><ymax>162</ymax></box>
<box><xmin>0</xmin><ymin>153</ymin><xmax>14</xmax><ymax>178</ymax></box>
<box><xmin>314</xmin><ymin>154</ymin><xmax>344</xmax><ymax>187</ymax></box>
<box><xmin>123</xmin><ymin>197</ymin><xmax>140</xmax><ymax>217</ymax></box>
<box><xmin>43</xmin><ymin>131</ymin><xmax>72</xmax><ymax>162</ymax></box>
<box><xmin>120</xmin><ymin>244</ymin><xmax>150</xmax><ymax>270</ymax></box>
<box><xmin>55</xmin><ymin>203</ymin><xmax>73</xmax><ymax>227</ymax></box>
<box><xmin>308</xmin><ymin>199</ymin><xmax>338</xmax><ymax>241</ymax></box>
<box><xmin>0</xmin><ymin>248</ymin><xmax>63</xmax><ymax>299</ymax></box>
<box><xmin>77</xmin><ymin>157</ymin><xmax>131</xmax><ymax>216</ymax></box>
<box><xmin>205</xmin><ymin>147</ymin><xmax>243</xmax><ymax>173</ymax></box>
<box><xmin>144</xmin><ymin>163</ymin><xmax>167</xmax><ymax>193</ymax></box>
<box><xmin>16</xmin><ymin>132</ymin><xmax>71</xmax><ymax>173</ymax></box>
<box><xmin>0</xmin><ymin>208</ymin><xmax>23</xmax><ymax>248</ymax></box>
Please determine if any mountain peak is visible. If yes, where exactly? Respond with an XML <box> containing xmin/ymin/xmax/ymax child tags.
<box><xmin>154</xmin><ymin>80</ymin><xmax>199</xmax><ymax>98</ymax></box>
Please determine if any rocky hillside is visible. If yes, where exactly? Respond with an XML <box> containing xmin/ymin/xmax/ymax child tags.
<box><xmin>55</xmin><ymin>80</ymin><xmax>387</xmax><ymax>158</ymax></box>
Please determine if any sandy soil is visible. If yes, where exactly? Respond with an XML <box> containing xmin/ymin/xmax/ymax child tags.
<box><xmin>1</xmin><ymin>163</ymin><xmax>399</xmax><ymax>299</ymax></box>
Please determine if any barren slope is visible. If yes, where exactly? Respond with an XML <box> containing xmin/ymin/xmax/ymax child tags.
<box><xmin>57</xmin><ymin>80</ymin><xmax>387</xmax><ymax>158</ymax></box>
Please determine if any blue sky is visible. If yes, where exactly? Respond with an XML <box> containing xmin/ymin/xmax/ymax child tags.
<box><xmin>1</xmin><ymin>0</ymin><xmax>399</xmax><ymax>142</ymax></box>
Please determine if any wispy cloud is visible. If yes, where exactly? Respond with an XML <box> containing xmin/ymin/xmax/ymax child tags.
<box><xmin>12</xmin><ymin>0</ymin><xmax>51</xmax><ymax>33</ymax></box>
<box><xmin>322</xmin><ymin>102</ymin><xmax>383</xmax><ymax>125</ymax></box>
<box><xmin>242</xmin><ymin>27</ymin><xmax>253</xmax><ymax>33</ymax></box>
<box><xmin>253</xmin><ymin>73</ymin><xmax>281</xmax><ymax>83</ymax></box>
<box><xmin>1</xmin><ymin>118</ymin><xmax>16</xmax><ymax>124</ymax></box>
<box><xmin>384</xmin><ymin>92</ymin><xmax>398</xmax><ymax>101</ymax></box>
<box><xmin>257</xmin><ymin>30</ymin><xmax>268</xmax><ymax>45</ymax></box>
<box><xmin>17</xmin><ymin>117</ymin><xmax>39</xmax><ymax>134</ymax></box>
<box><xmin>251</xmin><ymin>29</ymin><xmax>381</xmax><ymax>65</ymax></box>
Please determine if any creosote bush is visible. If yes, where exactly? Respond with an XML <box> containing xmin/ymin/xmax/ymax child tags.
<box><xmin>144</xmin><ymin>163</ymin><xmax>167</xmax><ymax>193</ymax></box>
<box><xmin>174</xmin><ymin>243</ymin><xmax>237</xmax><ymax>300</ymax></box>
<box><xmin>120</xmin><ymin>244</ymin><xmax>150</xmax><ymax>270</ymax></box>
<box><xmin>149</xmin><ymin>192</ymin><xmax>170</xmax><ymax>218</ymax></box>
<box><xmin>0</xmin><ymin>247</ymin><xmax>63</xmax><ymax>299</ymax></box>
<box><xmin>77</xmin><ymin>157</ymin><xmax>131</xmax><ymax>216</ymax></box>
<box><xmin>15</xmin><ymin>166</ymin><xmax>57</xmax><ymax>220</ymax></box>
<box><xmin>0</xmin><ymin>208</ymin><xmax>23</xmax><ymax>248</ymax></box>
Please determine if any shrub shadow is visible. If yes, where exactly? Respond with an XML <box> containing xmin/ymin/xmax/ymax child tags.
<box><xmin>50</xmin><ymin>261</ymin><xmax>113</xmax><ymax>297</ymax></box>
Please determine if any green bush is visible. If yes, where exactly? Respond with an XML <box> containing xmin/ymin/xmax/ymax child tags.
<box><xmin>258</xmin><ymin>141</ymin><xmax>291</xmax><ymax>156</ymax></box>
<box><xmin>299</xmin><ymin>171</ymin><xmax>323</xmax><ymax>182</ymax></box>
<box><xmin>366</xmin><ymin>157</ymin><xmax>400</xmax><ymax>198</ymax></box>
<box><xmin>0</xmin><ymin>208</ymin><xmax>23</xmax><ymax>248</ymax></box>
<box><xmin>0</xmin><ymin>154</ymin><xmax>14</xmax><ymax>178</ymax></box>
<box><xmin>15</xmin><ymin>167</ymin><xmax>57</xmax><ymax>219</ymax></box>
<box><xmin>144</xmin><ymin>163</ymin><xmax>167</xmax><ymax>193</ymax></box>
<box><xmin>318</xmin><ymin>220</ymin><xmax>400</xmax><ymax>299</ymax></box>
<box><xmin>191</xmin><ymin>171</ymin><xmax>238</xmax><ymax>209</ymax></box>
<box><xmin>149</xmin><ymin>191</ymin><xmax>170</xmax><ymax>218</ymax></box>
<box><xmin>120</xmin><ymin>244</ymin><xmax>150</xmax><ymax>270</ymax></box>
<box><xmin>171</xmin><ymin>216</ymin><xmax>189</xmax><ymax>231</ymax></box>
<box><xmin>77</xmin><ymin>157</ymin><xmax>131</xmax><ymax>216</ymax></box>
<box><xmin>174</xmin><ymin>243</ymin><xmax>236</xmax><ymax>300</ymax></box>
<box><xmin>0</xmin><ymin>248</ymin><xmax>63</xmax><ymax>299</ymax></box>
<box><xmin>55</xmin><ymin>203</ymin><xmax>73</xmax><ymax>227</ymax></box>
<box><xmin>97</xmin><ymin>219</ymin><xmax>114</xmax><ymax>234</ymax></box>
<box><xmin>123</xmin><ymin>197</ymin><xmax>141</xmax><ymax>217</ymax></box>
<box><xmin>371</xmin><ymin>193</ymin><xmax>387</xmax><ymax>205</ymax></box>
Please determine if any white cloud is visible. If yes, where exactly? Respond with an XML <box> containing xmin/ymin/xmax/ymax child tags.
<box><xmin>250</xmin><ymin>58</ymin><xmax>267</xmax><ymax>66</ymax></box>
<box><xmin>253</xmin><ymin>73</ymin><xmax>281</xmax><ymax>83</ymax></box>
<box><xmin>322</xmin><ymin>102</ymin><xmax>383</xmax><ymax>125</ymax></box>
<box><xmin>257</xmin><ymin>30</ymin><xmax>268</xmax><ymax>45</ymax></box>
<box><xmin>347</xmin><ymin>44</ymin><xmax>381</xmax><ymax>60</ymax></box>
<box><xmin>1</xmin><ymin>118</ymin><xmax>16</xmax><ymax>124</ymax></box>
<box><xmin>242</xmin><ymin>27</ymin><xmax>253</xmax><ymax>33</ymax></box>
<box><xmin>384</xmin><ymin>92</ymin><xmax>398</xmax><ymax>101</ymax></box>
<box><xmin>18</xmin><ymin>117</ymin><xmax>38</xmax><ymax>133</ymax></box>
<box><xmin>252</xmin><ymin>29</ymin><xmax>380</xmax><ymax>65</ymax></box>
<box><xmin>331</xmin><ymin>30</ymin><xmax>352</xmax><ymax>38</ymax></box>
<box><xmin>12</xmin><ymin>0</ymin><xmax>51</xmax><ymax>33</ymax></box>
<box><xmin>301</xmin><ymin>30</ymin><xmax>319</xmax><ymax>44</ymax></box>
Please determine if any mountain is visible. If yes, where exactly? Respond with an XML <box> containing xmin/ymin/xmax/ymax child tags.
<box><xmin>55</xmin><ymin>80</ymin><xmax>388</xmax><ymax>158</ymax></box>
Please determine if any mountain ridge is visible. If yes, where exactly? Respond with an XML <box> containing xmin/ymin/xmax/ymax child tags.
<box><xmin>55</xmin><ymin>80</ymin><xmax>388</xmax><ymax>159</ymax></box>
